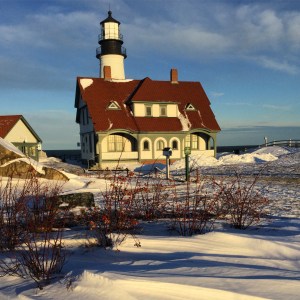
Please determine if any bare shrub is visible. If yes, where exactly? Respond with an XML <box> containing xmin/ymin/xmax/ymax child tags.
<box><xmin>0</xmin><ymin>174</ymin><xmax>67</xmax><ymax>289</ymax></box>
<box><xmin>212</xmin><ymin>171</ymin><xmax>269</xmax><ymax>229</ymax></box>
<box><xmin>169</xmin><ymin>179</ymin><xmax>221</xmax><ymax>236</ymax></box>
<box><xmin>0</xmin><ymin>177</ymin><xmax>24</xmax><ymax>250</ymax></box>
<box><xmin>86</xmin><ymin>172</ymin><xmax>140</xmax><ymax>249</ymax></box>
<box><xmin>133</xmin><ymin>178</ymin><xmax>169</xmax><ymax>220</ymax></box>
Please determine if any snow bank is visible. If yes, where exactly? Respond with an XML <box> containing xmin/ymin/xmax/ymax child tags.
<box><xmin>63</xmin><ymin>224</ymin><xmax>300</xmax><ymax>300</ymax></box>
<box><xmin>170</xmin><ymin>148</ymin><xmax>282</xmax><ymax>171</ymax></box>
<box><xmin>74</xmin><ymin>270</ymin><xmax>268</xmax><ymax>300</ymax></box>
<box><xmin>218</xmin><ymin>153</ymin><xmax>278</xmax><ymax>164</ymax></box>
<box><xmin>39</xmin><ymin>157</ymin><xmax>62</xmax><ymax>164</ymax></box>
<box><xmin>0</xmin><ymin>145</ymin><xmax>299</xmax><ymax>300</ymax></box>
<box><xmin>252</xmin><ymin>146</ymin><xmax>292</xmax><ymax>157</ymax></box>
<box><xmin>171</xmin><ymin>155</ymin><xmax>219</xmax><ymax>170</ymax></box>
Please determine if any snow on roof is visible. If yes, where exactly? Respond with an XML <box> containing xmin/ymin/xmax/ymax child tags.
<box><xmin>110</xmin><ymin>79</ymin><xmax>134</xmax><ymax>83</ymax></box>
<box><xmin>178</xmin><ymin>113</ymin><xmax>191</xmax><ymax>131</ymax></box>
<box><xmin>107</xmin><ymin>119</ymin><xmax>113</xmax><ymax>131</ymax></box>
<box><xmin>80</xmin><ymin>78</ymin><xmax>93</xmax><ymax>90</ymax></box>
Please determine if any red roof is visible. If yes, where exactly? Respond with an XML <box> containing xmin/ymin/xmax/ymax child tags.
<box><xmin>76</xmin><ymin>78</ymin><xmax>140</xmax><ymax>132</ymax></box>
<box><xmin>0</xmin><ymin>115</ymin><xmax>22</xmax><ymax>138</ymax></box>
<box><xmin>75</xmin><ymin>77</ymin><xmax>221</xmax><ymax>133</ymax></box>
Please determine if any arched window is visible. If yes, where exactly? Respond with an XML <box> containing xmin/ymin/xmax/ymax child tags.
<box><xmin>172</xmin><ymin>140</ymin><xmax>178</xmax><ymax>150</ymax></box>
<box><xmin>157</xmin><ymin>140</ymin><xmax>164</xmax><ymax>150</ymax></box>
<box><xmin>143</xmin><ymin>140</ymin><xmax>150</xmax><ymax>150</ymax></box>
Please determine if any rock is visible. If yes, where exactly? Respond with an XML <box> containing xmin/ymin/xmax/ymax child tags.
<box><xmin>42</xmin><ymin>166</ymin><xmax>69</xmax><ymax>181</ymax></box>
<box><xmin>0</xmin><ymin>144</ymin><xmax>23</xmax><ymax>166</ymax></box>
<box><xmin>57</xmin><ymin>192</ymin><xmax>95</xmax><ymax>208</ymax></box>
<box><xmin>0</xmin><ymin>160</ymin><xmax>37</xmax><ymax>179</ymax></box>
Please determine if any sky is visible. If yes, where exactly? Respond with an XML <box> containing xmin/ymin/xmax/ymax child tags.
<box><xmin>0</xmin><ymin>0</ymin><xmax>300</xmax><ymax>149</ymax></box>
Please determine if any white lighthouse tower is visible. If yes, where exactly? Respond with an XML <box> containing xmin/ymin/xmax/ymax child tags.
<box><xmin>96</xmin><ymin>11</ymin><xmax>127</xmax><ymax>80</ymax></box>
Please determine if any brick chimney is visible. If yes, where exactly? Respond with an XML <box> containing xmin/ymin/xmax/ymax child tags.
<box><xmin>103</xmin><ymin>66</ymin><xmax>112</xmax><ymax>81</ymax></box>
<box><xmin>170</xmin><ymin>68</ymin><xmax>178</xmax><ymax>84</ymax></box>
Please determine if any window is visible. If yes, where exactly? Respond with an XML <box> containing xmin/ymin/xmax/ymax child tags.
<box><xmin>145</xmin><ymin>105</ymin><xmax>152</xmax><ymax>117</ymax></box>
<box><xmin>21</xmin><ymin>145</ymin><xmax>28</xmax><ymax>155</ymax></box>
<box><xmin>185</xmin><ymin>134</ymin><xmax>198</xmax><ymax>150</ymax></box>
<box><xmin>157</xmin><ymin>140</ymin><xmax>164</xmax><ymax>150</ymax></box>
<box><xmin>172</xmin><ymin>140</ymin><xmax>178</xmax><ymax>150</ymax></box>
<box><xmin>143</xmin><ymin>140</ymin><xmax>150</xmax><ymax>151</ymax></box>
<box><xmin>89</xmin><ymin>133</ymin><xmax>93</xmax><ymax>153</ymax></box>
<box><xmin>107</xmin><ymin>101</ymin><xmax>120</xmax><ymax>110</ymax></box>
<box><xmin>160</xmin><ymin>105</ymin><xmax>167</xmax><ymax>116</ymax></box>
<box><xmin>85</xmin><ymin>136</ymin><xmax>88</xmax><ymax>153</ymax></box>
<box><xmin>191</xmin><ymin>134</ymin><xmax>198</xmax><ymax>149</ymax></box>
<box><xmin>29</xmin><ymin>146</ymin><xmax>36</xmax><ymax>157</ymax></box>
<box><xmin>185</xmin><ymin>103</ymin><xmax>196</xmax><ymax>111</ymax></box>
<box><xmin>82</xmin><ymin>107</ymin><xmax>89</xmax><ymax>125</ymax></box>
<box><xmin>81</xmin><ymin>136</ymin><xmax>85</xmax><ymax>153</ymax></box>
<box><xmin>86</xmin><ymin>108</ymin><xmax>89</xmax><ymax>124</ymax></box>
<box><xmin>108</xmin><ymin>135</ymin><xmax>125</xmax><ymax>152</ymax></box>
<box><xmin>82</xmin><ymin>109</ymin><xmax>86</xmax><ymax>125</ymax></box>
<box><xmin>185</xmin><ymin>134</ymin><xmax>190</xmax><ymax>148</ymax></box>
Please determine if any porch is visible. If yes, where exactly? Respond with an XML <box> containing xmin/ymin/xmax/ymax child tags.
<box><xmin>101</xmin><ymin>151</ymin><xmax>138</xmax><ymax>160</ymax></box>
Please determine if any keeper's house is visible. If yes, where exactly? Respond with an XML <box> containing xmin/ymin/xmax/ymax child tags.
<box><xmin>0</xmin><ymin>115</ymin><xmax>42</xmax><ymax>161</ymax></box>
<box><xmin>75</xmin><ymin>11</ymin><xmax>220</xmax><ymax>168</ymax></box>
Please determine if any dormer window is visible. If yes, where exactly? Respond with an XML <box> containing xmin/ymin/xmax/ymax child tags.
<box><xmin>107</xmin><ymin>101</ymin><xmax>120</xmax><ymax>110</ymax></box>
<box><xmin>185</xmin><ymin>103</ymin><xmax>196</xmax><ymax>111</ymax></box>
<box><xmin>160</xmin><ymin>105</ymin><xmax>167</xmax><ymax>116</ymax></box>
<box><xmin>145</xmin><ymin>105</ymin><xmax>152</xmax><ymax>116</ymax></box>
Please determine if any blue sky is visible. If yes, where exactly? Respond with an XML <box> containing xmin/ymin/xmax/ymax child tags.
<box><xmin>1</xmin><ymin>0</ymin><xmax>299</xmax><ymax>149</ymax></box>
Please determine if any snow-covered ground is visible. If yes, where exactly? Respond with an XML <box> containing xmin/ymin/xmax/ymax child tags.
<box><xmin>0</xmin><ymin>146</ymin><xmax>299</xmax><ymax>300</ymax></box>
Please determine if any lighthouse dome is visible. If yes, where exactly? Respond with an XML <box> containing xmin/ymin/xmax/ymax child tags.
<box><xmin>100</xmin><ymin>10</ymin><xmax>120</xmax><ymax>25</ymax></box>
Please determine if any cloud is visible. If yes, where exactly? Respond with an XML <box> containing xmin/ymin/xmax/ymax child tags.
<box><xmin>224</xmin><ymin>101</ymin><xmax>292</xmax><ymax>111</ymax></box>
<box><xmin>224</xmin><ymin>102</ymin><xmax>252</xmax><ymax>107</ymax></box>
<box><xmin>210</xmin><ymin>92</ymin><xmax>225</xmax><ymax>98</ymax></box>
<box><xmin>0</xmin><ymin>0</ymin><xmax>300</xmax><ymax>93</ymax></box>
<box><xmin>123</xmin><ymin>1</ymin><xmax>300</xmax><ymax>72</ymax></box>
<box><xmin>234</xmin><ymin>6</ymin><xmax>284</xmax><ymax>51</ymax></box>
<box><xmin>0</xmin><ymin>11</ymin><xmax>98</xmax><ymax>49</ymax></box>
<box><xmin>286</xmin><ymin>12</ymin><xmax>300</xmax><ymax>51</ymax></box>
<box><xmin>261</xmin><ymin>104</ymin><xmax>291</xmax><ymax>111</ymax></box>
<box><xmin>125</xmin><ymin>21</ymin><xmax>233</xmax><ymax>59</ymax></box>
<box><xmin>254</xmin><ymin>56</ymin><xmax>299</xmax><ymax>74</ymax></box>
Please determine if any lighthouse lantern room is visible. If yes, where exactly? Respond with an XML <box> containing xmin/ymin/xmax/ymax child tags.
<box><xmin>96</xmin><ymin>11</ymin><xmax>127</xmax><ymax>80</ymax></box>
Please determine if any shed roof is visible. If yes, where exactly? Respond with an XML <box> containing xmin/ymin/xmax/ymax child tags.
<box><xmin>0</xmin><ymin>115</ymin><xmax>42</xmax><ymax>142</ymax></box>
<box><xmin>0</xmin><ymin>115</ymin><xmax>22</xmax><ymax>138</ymax></box>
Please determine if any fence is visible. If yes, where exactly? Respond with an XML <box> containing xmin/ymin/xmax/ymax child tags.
<box><xmin>263</xmin><ymin>140</ymin><xmax>300</xmax><ymax>148</ymax></box>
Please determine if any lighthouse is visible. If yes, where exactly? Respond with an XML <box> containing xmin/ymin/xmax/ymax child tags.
<box><xmin>96</xmin><ymin>11</ymin><xmax>127</xmax><ymax>80</ymax></box>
